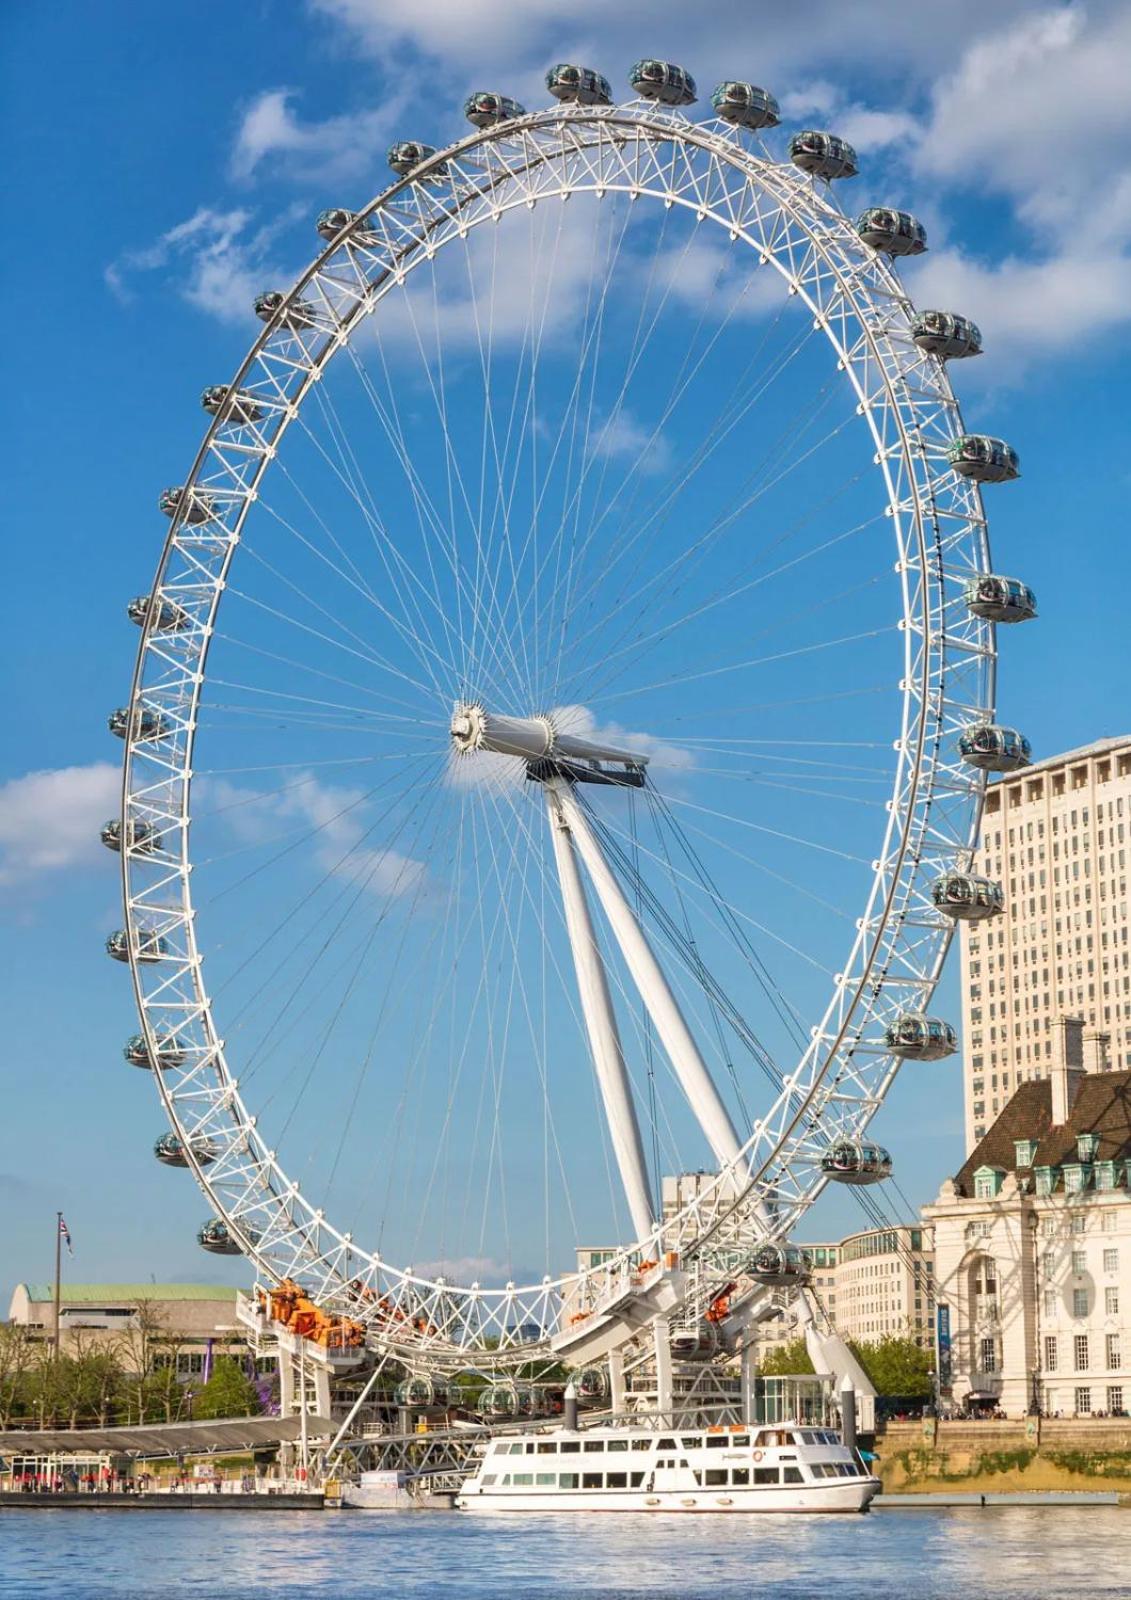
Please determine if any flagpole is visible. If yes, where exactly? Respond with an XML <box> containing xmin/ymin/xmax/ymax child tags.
<box><xmin>54</xmin><ymin>1211</ymin><xmax>63</xmax><ymax>1360</ymax></box>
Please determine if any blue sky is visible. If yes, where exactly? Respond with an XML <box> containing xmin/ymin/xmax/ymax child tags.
<box><xmin>2</xmin><ymin>0</ymin><xmax>1130</xmax><ymax>1298</ymax></box>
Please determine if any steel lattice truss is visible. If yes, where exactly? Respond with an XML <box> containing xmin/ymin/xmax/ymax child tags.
<box><xmin>119</xmin><ymin>100</ymin><xmax>995</xmax><ymax>1365</ymax></box>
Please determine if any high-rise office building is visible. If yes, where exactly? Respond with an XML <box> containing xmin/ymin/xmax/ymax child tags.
<box><xmin>961</xmin><ymin>736</ymin><xmax>1131</xmax><ymax>1151</ymax></box>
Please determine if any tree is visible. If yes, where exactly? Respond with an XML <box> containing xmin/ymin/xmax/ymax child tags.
<box><xmin>757</xmin><ymin>1338</ymin><xmax>814</xmax><ymax>1377</ymax></box>
<box><xmin>0</xmin><ymin>1323</ymin><xmax>38</xmax><ymax>1427</ymax></box>
<box><xmin>849</xmin><ymin>1334</ymin><xmax>934</xmax><ymax>1403</ymax></box>
<box><xmin>192</xmin><ymin>1357</ymin><xmax>262</xmax><ymax>1420</ymax></box>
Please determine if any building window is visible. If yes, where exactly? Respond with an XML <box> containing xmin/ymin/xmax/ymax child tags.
<box><xmin>980</xmin><ymin>1338</ymin><xmax>997</xmax><ymax>1374</ymax></box>
<box><xmin>1107</xmin><ymin>1334</ymin><xmax>1121</xmax><ymax>1370</ymax></box>
<box><xmin>1074</xmin><ymin>1335</ymin><xmax>1089</xmax><ymax>1372</ymax></box>
<box><xmin>1101</xmin><ymin>1211</ymin><xmax>1118</xmax><ymax>1234</ymax></box>
<box><xmin>1044</xmin><ymin>1336</ymin><xmax>1058</xmax><ymax>1371</ymax></box>
<box><xmin>1072</xmin><ymin>1250</ymin><xmax>1087</xmax><ymax>1275</ymax></box>
<box><xmin>1014</xmin><ymin>1139</ymin><xmax>1038</xmax><ymax>1168</ymax></box>
<box><xmin>1070</xmin><ymin>1213</ymin><xmax>1087</xmax><ymax>1235</ymax></box>
<box><xmin>1075</xmin><ymin>1387</ymin><xmax>1092</xmax><ymax>1415</ymax></box>
<box><xmin>1073</xmin><ymin>1288</ymin><xmax>1089</xmax><ymax>1318</ymax></box>
<box><xmin>974</xmin><ymin>1167</ymin><xmax>1003</xmax><ymax>1200</ymax></box>
<box><xmin>1044</xmin><ymin>1290</ymin><xmax>1056</xmax><ymax>1316</ymax></box>
<box><xmin>1034</xmin><ymin>1167</ymin><xmax>1057</xmax><ymax>1196</ymax></box>
<box><xmin>1063</xmin><ymin>1164</ymin><xmax>1091</xmax><ymax>1194</ymax></box>
<box><xmin>1108</xmin><ymin>1387</ymin><xmax>1124</xmax><ymax>1415</ymax></box>
<box><xmin>1041</xmin><ymin>1218</ymin><xmax>1057</xmax><ymax>1239</ymax></box>
<box><xmin>1076</xmin><ymin>1132</ymin><xmax>1100</xmax><ymax>1162</ymax></box>
<box><xmin>1106</xmin><ymin>1287</ymin><xmax>1120</xmax><ymax>1316</ymax></box>
<box><xmin>1095</xmin><ymin>1162</ymin><xmax>1116</xmax><ymax>1191</ymax></box>
<box><xmin>1103</xmin><ymin>1248</ymin><xmax>1119</xmax><ymax>1273</ymax></box>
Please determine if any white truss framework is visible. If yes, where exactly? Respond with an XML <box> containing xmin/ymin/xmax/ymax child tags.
<box><xmin>119</xmin><ymin>100</ymin><xmax>996</xmax><ymax>1366</ymax></box>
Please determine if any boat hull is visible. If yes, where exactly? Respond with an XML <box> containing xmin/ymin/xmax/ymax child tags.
<box><xmin>457</xmin><ymin>1478</ymin><xmax>880</xmax><ymax>1514</ymax></box>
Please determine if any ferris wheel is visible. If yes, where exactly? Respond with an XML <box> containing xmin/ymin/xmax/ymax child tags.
<box><xmin>106</xmin><ymin>60</ymin><xmax>1035</xmax><ymax>1385</ymax></box>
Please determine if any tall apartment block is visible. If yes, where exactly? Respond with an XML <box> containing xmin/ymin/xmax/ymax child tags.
<box><xmin>961</xmin><ymin>736</ymin><xmax>1131</xmax><ymax>1151</ymax></box>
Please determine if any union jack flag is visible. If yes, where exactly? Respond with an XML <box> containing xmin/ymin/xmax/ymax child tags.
<box><xmin>59</xmin><ymin>1215</ymin><xmax>73</xmax><ymax>1256</ymax></box>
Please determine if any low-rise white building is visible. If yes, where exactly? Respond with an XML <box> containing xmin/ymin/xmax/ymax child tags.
<box><xmin>924</xmin><ymin>1018</ymin><xmax>1131</xmax><ymax>1417</ymax></box>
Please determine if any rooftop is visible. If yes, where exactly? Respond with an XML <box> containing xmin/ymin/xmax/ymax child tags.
<box><xmin>18</xmin><ymin>1283</ymin><xmax>240</xmax><ymax>1305</ymax></box>
<box><xmin>954</xmin><ymin>1069</ymin><xmax>1131</xmax><ymax>1195</ymax></box>
<box><xmin>988</xmin><ymin>734</ymin><xmax>1131</xmax><ymax>786</ymax></box>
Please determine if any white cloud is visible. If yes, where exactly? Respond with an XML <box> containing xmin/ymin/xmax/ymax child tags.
<box><xmin>105</xmin><ymin>204</ymin><xmax>303</xmax><ymax>324</ymax></box>
<box><xmin>231</xmin><ymin>87</ymin><xmax>409</xmax><ymax>183</ymax></box>
<box><xmin>412</xmin><ymin>1254</ymin><xmax>519</xmax><ymax>1284</ymax></box>
<box><xmin>0</xmin><ymin>762</ymin><xmax>121</xmax><ymax>887</ymax></box>
<box><xmin>550</xmin><ymin>704</ymin><xmax>695</xmax><ymax>773</ymax></box>
<box><xmin>588</xmin><ymin>409</ymin><xmax>672</xmax><ymax>474</ymax></box>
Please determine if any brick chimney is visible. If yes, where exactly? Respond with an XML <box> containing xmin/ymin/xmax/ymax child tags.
<box><xmin>1050</xmin><ymin>1015</ymin><xmax>1085</xmax><ymax>1125</ymax></box>
<box><xmin>1083</xmin><ymin>1029</ymin><xmax>1111</xmax><ymax>1075</ymax></box>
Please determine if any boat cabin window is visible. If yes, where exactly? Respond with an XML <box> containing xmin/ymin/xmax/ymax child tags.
<box><xmin>730</xmin><ymin>1434</ymin><xmax>750</xmax><ymax>1447</ymax></box>
<box><xmin>784</xmin><ymin>1467</ymin><xmax>804</xmax><ymax>1484</ymax></box>
<box><xmin>731</xmin><ymin>1468</ymin><xmax>749</xmax><ymax>1485</ymax></box>
<box><xmin>606</xmin><ymin>1472</ymin><xmax>627</xmax><ymax>1488</ymax></box>
<box><xmin>657</xmin><ymin>1437</ymin><xmax>677</xmax><ymax>1449</ymax></box>
<box><xmin>560</xmin><ymin>1441</ymin><xmax>580</xmax><ymax>1453</ymax></box>
<box><xmin>583</xmin><ymin>1441</ymin><xmax>603</xmax><ymax>1453</ymax></box>
<box><xmin>535</xmin><ymin>1473</ymin><xmax>555</xmax><ymax>1486</ymax></box>
<box><xmin>706</xmin><ymin>1435</ymin><xmax>728</xmax><ymax>1449</ymax></box>
<box><xmin>537</xmin><ymin>1443</ymin><xmax>556</xmax><ymax>1454</ymax></box>
<box><xmin>753</xmin><ymin>1467</ymin><xmax>779</xmax><ymax>1484</ymax></box>
<box><xmin>632</xmin><ymin>1439</ymin><xmax>652</xmax><ymax>1451</ymax></box>
<box><xmin>705</xmin><ymin>1468</ymin><xmax>727</xmax><ymax>1486</ymax></box>
<box><xmin>559</xmin><ymin>1472</ymin><xmax>579</xmax><ymax>1488</ymax></box>
<box><xmin>582</xmin><ymin>1472</ymin><xmax>602</xmax><ymax>1489</ymax></box>
<box><xmin>513</xmin><ymin>1473</ymin><xmax>533</xmax><ymax>1486</ymax></box>
<box><xmin>607</xmin><ymin>1439</ymin><xmax>629</xmax><ymax>1452</ymax></box>
<box><xmin>681</xmin><ymin>1436</ymin><xmax>702</xmax><ymax>1449</ymax></box>
<box><xmin>482</xmin><ymin>1474</ymin><xmax>497</xmax><ymax>1486</ymax></box>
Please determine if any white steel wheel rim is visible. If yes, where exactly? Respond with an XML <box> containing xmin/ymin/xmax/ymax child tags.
<box><xmin>119</xmin><ymin>99</ymin><xmax>995</xmax><ymax>1363</ymax></box>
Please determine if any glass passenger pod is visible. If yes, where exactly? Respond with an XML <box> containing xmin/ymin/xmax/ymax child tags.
<box><xmin>197</xmin><ymin>1218</ymin><xmax>251</xmax><ymax>1256</ymax></box>
<box><xmin>463</xmin><ymin>92</ymin><xmax>526</xmax><ymax>128</ymax></box>
<box><xmin>316</xmin><ymin>207</ymin><xmax>356</xmax><ymax>241</ymax></box>
<box><xmin>820</xmin><ymin>1140</ymin><xmax>892</xmax><ymax>1185</ymax></box>
<box><xmin>545</xmin><ymin>64</ymin><xmax>613</xmax><ymax>105</ymax></box>
<box><xmin>884</xmin><ymin>1012</ymin><xmax>958</xmax><ymax>1060</ymax></box>
<box><xmin>576</xmin><ymin>1365</ymin><xmax>609</xmax><ymax>1404</ymax></box>
<box><xmin>395</xmin><ymin>1375</ymin><xmax>450</xmax><ymax>1409</ymax></box>
<box><xmin>159</xmin><ymin>485</ymin><xmax>218</xmax><ymax>524</ymax></box>
<box><xmin>749</xmin><ymin>1243</ymin><xmax>811</xmax><ymax>1286</ymax></box>
<box><xmin>386</xmin><ymin>141</ymin><xmax>447</xmax><ymax>178</ymax></box>
<box><xmin>100</xmin><ymin>818</ymin><xmax>162</xmax><ymax>854</ymax></box>
<box><xmin>107</xmin><ymin>706</ymin><xmax>170</xmax><ymax>742</ymax></box>
<box><xmin>946</xmin><ymin>434</ymin><xmax>1020</xmax><ymax>484</ymax></box>
<box><xmin>958</xmin><ymin>723</ymin><xmax>1033</xmax><ymax>773</ymax></box>
<box><xmin>963</xmin><ymin>573</ymin><xmax>1037</xmax><ymax>624</ymax></box>
<box><xmin>710</xmin><ymin>81</ymin><xmax>781</xmax><ymax>129</ymax></box>
<box><xmin>106</xmin><ymin>929</ymin><xmax>169</xmax><ymax>964</ymax></box>
<box><xmin>127</xmin><ymin>594</ymin><xmax>189</xmax><ymax>632</ymax></box>
<box><xmin>478</xmin><ymin>1382</ymin><xmax>518</xmax><ymax>1419</ymax></box>
<box><xmin>154</xmin><ymin>1132</ymin><xmax>218</xmax><ymax>1168</ymax></box>
<box><xmin>911</xmin><ymin>310</ymin><xmax>982</xmax><ymax>359</ymax></box>
<box><xmin>789</xmin><ymin>131</ymin><xmax>858</xmax><ymax>180</ymax></box>
<box><xmin>123</xmin><ymin>1033</ymin><xmax>185</xmax><ymax>1070</ymax></box>
<box><xmin>254</xmin><ymin>290</ymin><xmax>318</xmax><ymax>331</ymax></box>
<box><xmin>931</xmin><ymin>873</ymin><xmax>1004</xmax><ymax>921</ymax></box>
<box><xmin>855</xmin><ymin>207</ymin><xmax>927</xmax><ymax>256</ymax></box>
<box><xmin>628</xmin><ymin>60</ymin><xmax>697</xmax><ymax>106</ymax></box>
<box><xmin>200</xmin><ymin>385</ymin><xmax>265</xmax><ymax>425</ymax></box>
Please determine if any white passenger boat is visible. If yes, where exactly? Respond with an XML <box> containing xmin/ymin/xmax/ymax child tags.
<box><xmin>456</xmin><ymin>1421</ymin><xmax>880</xmax><ymax>1513</ymax></box>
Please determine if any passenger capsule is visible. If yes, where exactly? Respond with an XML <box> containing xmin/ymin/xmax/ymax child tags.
<box><xmin>789</xmin><ymin>130</ymin><xmax>858</xmax><ymax>180</ymax></box>
<box><xmin>545</xmin><ymin>64</ymin><xmax>613</xmax><ymax>106</ymax></box>
<box><xmin>107</xmin><ymin>706</ymin><xmax>170</xmax><ymax>742</ymax></box>
<box><xmin>464</xmin><ymin>92</ymin><xmax>525</xmax><ymax>128</ymax></box>
<box><xmin>931</xmin><ymin>872</ymin><xmax>1004</xmax><ymax>921</ymax></box>
<box><xmin>154</xmin><ymin>1131</ymin><xmax>218</xmax><ymax>1168</ymax></box>
<box><xmin>477</xmin><ymin>1382</ymin><xmax>518</xmax><ymax>1419</ymax></box>
<box><xmin>628</xmin><ymin>59</ymin><xmax>697</xmax><ymax>106</ymax></box>
<box><xmin>710</xmin><ymin>81</ymin><xmax>780</xmax><ymax>130</ymax></box>
<box><xmin>254</xmin><ymin>290</ymin><xmax>318</xmax><ymax>331</ymax></box>
<box><xmin>947</xmin><ymin>434</ymin><xmax>1020</xmax><ymax>484</ymax></box>
<box><xmin>123</xmin><ymin>1032</ymin><xmax>185</xmax><ymax>1070</ymax></box>
<box><xmin>669</xmin><ymin>1320</ymin><xmax>719</xmax><ymax>1361</ymax></box>
<box><xmin>820</xmin><ymin>1140</ymin><xmax>892</xmax><ymax>1185</ymax></box>
<box><xmin>958</xmin><ymin>723</ymin><xmax>1032</xmax><ymax>773</ymax></box>
<box><xmin>316</xmin><ymin>207</ymin><xmax>355</xmax><ymax>241</ymax></box>
<box><xmin>855</xmin><ymin>207</ymin><xmax>927</xmax><ymax>256</ymax></box>
<box><xmin>127</xmin><ymin>594</ymin><xmax>189</xmax><ymax>632</ymax></box>
<box><xmin>100</xmin><ymin>818</ymin><xmax>162</xmax><ymax>854</ymax></box>
<box><xmin>963</xmin><ymin>573</ymin><xmax>1037</xmax><ymax>624</ymax></box>
<box><xmin>386</xmin><ymin>140</ymin><xmax>446</xmax><ymax>178</ymax></box>
<box><xmin>197</xmin><ymin>1218</ymin><xmax>251</xmax><ymax>1256</ymax></box>
<box><xmin>201</xmin><ymin>385</ymin><xmax>264</xmax><ymax>425</ymax></box>
<box><xmin>106</xmin><ymin>928</ymin><xmax>169</xmax><ymax>964</ymax></box>
<box><xmin>748</xmin><ymin>1242</ymin><xmax>811</xmax><ymax>1287</ymax></box>
<box><xmin>884</xmin><ymin>1013</ymin><xmax>958</xmax><ymax>1061</ymax></box>
<box><xmin>576</xmin><ymin>1365</ymin><xmax>609</xmax><ymax>1404</ymax></box>
<box><xmin>159</xmin><ymin>485</ymin><xmax>218</xmax><ymax>524</ymax></box>
<box><xmin>395</xmin><ymin>1375</ymin><xmax>450</xmax><ymax>1409</ymax></box>
<box><xmin>911</xmin><ymin>309</ymin><xmax>982</xmax><ymax>360</ymax></box>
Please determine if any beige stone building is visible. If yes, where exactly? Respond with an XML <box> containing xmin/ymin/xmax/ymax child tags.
<box><xmin>924</xmin><ymin>1021</ymin><xmax>1131</xmax><ymax>1418</ymax></box>
<box><xmin>960</xmin><ymin>735</ymin><xmax>1131</xmax><ymax>1151</ymax></box>
<box><xmin>6</xmin><ymin>1283</ymin><xmax>245</xmax><ymax>1376</ymax></box>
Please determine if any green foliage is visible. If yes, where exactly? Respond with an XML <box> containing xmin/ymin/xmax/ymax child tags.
<box><xmin>849</xmin><ymin>1334</ymin><xmax>934</xmax><ymax>1402</ymax></box>
<box><xmin>190</xmin><ymin>1357</ymin><xmax>262</xmax><ymax>1420</ymax></box>
<box><xmin>757</xmin><ymin>1338</ymin><xmax>814</xmax><ymax>1376</ymax></box>
<box><xmin>1046</xmin><ymin>1449</ymin><xmax>1131</xmax><ymax>1478</ymax></box>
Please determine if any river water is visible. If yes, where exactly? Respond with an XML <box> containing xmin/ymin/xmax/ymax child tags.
<box><xmin>1</xmin><ymin>1506</ymin><xmax>1128</xmax><ymax>1599</ymax></box>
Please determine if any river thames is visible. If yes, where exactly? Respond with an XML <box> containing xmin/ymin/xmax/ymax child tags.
<box><xmin>2</xmin><ymin>1507</ymin><xmax>1129</xmax><ymax>1599</ymax></box>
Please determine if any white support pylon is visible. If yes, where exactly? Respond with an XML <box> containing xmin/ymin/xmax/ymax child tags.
<box><xmin>555</xmin><ymin>783</ymin><xmax>745</xmax><ymax>1174</ymax></box>
<box><xmin>545</xmin><ymin>781</ymin><xmax>656</xmax><ymax>1243</ymax></box>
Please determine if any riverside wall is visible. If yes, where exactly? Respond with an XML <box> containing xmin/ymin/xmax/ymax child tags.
<box><xmin>873</xmin><ymin>1417</ymin><xmax>1131</xmax><ymax>1496</ymax></box>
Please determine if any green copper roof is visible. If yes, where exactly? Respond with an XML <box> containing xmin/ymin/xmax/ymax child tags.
<box><xmin>20</xmin><ymin>1283</ymin><xmax>240</xmax><ymax>1304</ymax></box>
